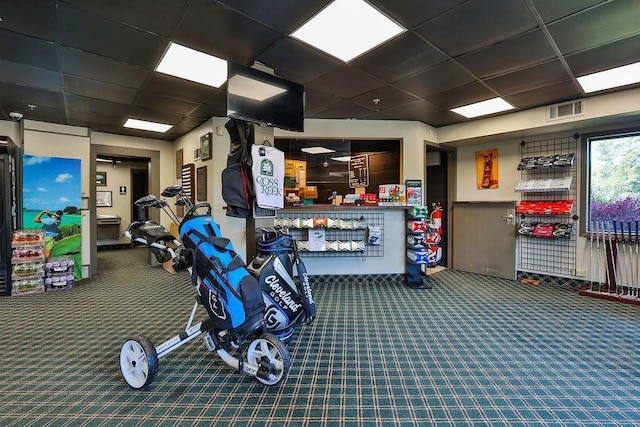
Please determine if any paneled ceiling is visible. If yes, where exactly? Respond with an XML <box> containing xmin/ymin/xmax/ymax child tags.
<box><xmin>1</xmin><ymin>0</ymin><xmax>639</xmax><ymax>141</ymax></box>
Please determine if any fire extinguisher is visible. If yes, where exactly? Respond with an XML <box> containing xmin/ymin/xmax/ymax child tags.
<box><xmin>430</xmin><ymin>202</ymin><xmax>443</xmax><ymax>235</ymax></box>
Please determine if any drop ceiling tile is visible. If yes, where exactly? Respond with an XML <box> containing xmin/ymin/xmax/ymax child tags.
<box><xmin>0</xmin><ymin>82</ymin><xmax>65</xmax><ymax>109</ymax></box>
<box><xmin>0</xmin><ymin>60</ymin><xmax>61</xmax><ymax>92</ymax></box>
<box><xmin>503</xmin><ymin>80</ymin><xmax>583</xmax><ymax>109</ymax></box>
<box><xmin>173</xmin><ymin>116</ymin><xmax>208</xmax><ymax>129</ymax></box>
<box><xmin>64</xmin><ymin>75</ymin><xmax>138</xmax><ymax>105</ymax></box>
<box><xmin>414</xmin><ymin>0</ymin><xmax>538</xmax><ymax>57</ymax></box>
<box><xmin>303</xmin><ymin>87</ymin><xmax>342</xmax><ymax>114</ymax></box>
<box><xmin>351</xmin><ymin>85</ymin><xmax>418</xmax><ymax>111</ymax></box>
<box><xmin>0</xmin><ymin>30</ymin><xmax>58</xmax><ymax>71</ymax></box>
<box><xmin>307</xmin><ymin>100</ymin><xmax>374</xmax><ymax>120</ymax></box>
<box><xmin>373</xmin><ymin>0</ymin><xmax>469</xmax><ymax>28</ymax></box>
<box><xmin>60</xmin><ymin>0</ymin><xmax>189</xmax><ymax>37</ymax></box>
<box><xmin>66</xmin><ymin>94</ymin><xmax>132</xmax><ymax>117</ymax></box>
<box><xmin>456</xmin><ymin>29</ymin><xmax>556</xmax><ymax>79</ymax></box>
<box><xmin>0</xmin><ymin>0</ymin><xmax>56</xmax><ymax>40</ymax></box>
<box><xmin>18</xmin><ymin>106</ymin><xmax>68</xmax><ymax>125</ymax></box>
<box><xmin>135</xmin><ymin>92</ymin><xmax>199</xmax><ymax>116</ymax></box>
<box><xmin>67</xmin><ymin>109</ymin><xmax>126</xmax><ymax>127</ymax></box>
<box><xmin>216</xmin><ymin>0</ymin><xmax>327</xmax><ymax>33</ymax></box>
<box><xmin>530</xmin><ymin>0</ymin><xmax>609</xmax><ymax>23</ymax></box>
<box><xmin>306</xmin><ymin>66</ymin><xmax>386</xmax><ymax>99</ymax></box>
<box><xmin>142</xmin><ymin>73</ymin><xmax>218</xmax><ymax>103</ymax></box>
<box><xmin>395</xmin><ymin>61</ymin><xmax>475</xmax><ymax>98</ymax></box>
<box><xmin>352</xmin><ymin>33</ymin><xmax>448</xmax><ymax>83</ymax></box>
<box><xmin>57</xmin><ymin>4</ymin><xmax>167</xmax><ymax>69</ymax></box>
<box><xmin>181</xmin><ymin>103</ymin><xmax>224</xmax><ymax>120</ymax></box>
<box><xmin>565</xmin><ymin>33</ymin><xmax>640</xmax><ymax>77</ymax></box>
<box><xmin>424</xmin><ymin>82</ymin><xmax>496</xmax><ymax>110</ymax></box>
<box><xmin>59</xmin><ymin>47</ymin><xmax>149</xmax><ymax>88</ymax></box>
<box><xmin>547</xmin><ymin>0</ymin><xmax>640</xmax><ymax>54</ymax></box>
<box><xmin>256</xmin><ymin>38</ymin><xmax>343</xmax><ymax>84</ymax></box>
<box><xmin>484</xmin><ymin>60</ymin><xmax>572</xmax><ymax>96</ymax></box>
<box><xmin>383</xmin><ymin>99</ymin><xmax>441</xmax><ymax>122</ymax></box>
<box><xmin>174</xmin><ymin>1</ymin><xmax>283</xmax><ymax>65</ymax></box>
<box><xmin>420</xmin><ymin>110</ymin><xmax>467</xmax><ymax>127</ymax></box>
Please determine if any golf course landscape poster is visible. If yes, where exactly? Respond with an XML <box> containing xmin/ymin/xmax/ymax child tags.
<box><xmin>23</xmin><ymin>155</ymin><xmax>82</xmax><ymax>280</ymax></box>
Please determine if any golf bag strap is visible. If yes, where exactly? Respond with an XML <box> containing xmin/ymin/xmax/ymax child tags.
<box><xmin>185</xmin><ymin>228</ymin><xmax>245</xmax><ymax>271</ymax></box>
<box><xmin>292</xmin><ymin>244</ymin><xmax>316</xmax><ymax>324</ymax></box>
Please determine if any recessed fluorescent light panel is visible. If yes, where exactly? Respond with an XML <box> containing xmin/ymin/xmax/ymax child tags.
<box><xmin>227</xmin><ymin>74</ymin><xmax>286</xmax><ymax>101</ymax></box>
<box><xmin>331</xmin><ymin>156</ymin><xmax>352</xmax><ymax>162</ymax></box>
<box><xmin>291</xmin><ymin>0</ymin><xmax>406</xmax><ymax>62</ymax></box>
<box><xmin>301</xmin><ymin>147</ymin><xmax>336</xmax><ymax>154</ymax></box>
<box><xmin>451</xmin><ymin>97</ymin><xmax>515</xmax><ymax>119</ymax></box>
<box><xmin>155</xmin><ymin>42</ymin><xmax>227</xmax><ymax>87</ymax></box>
<box><xmin>124</xmin><ymin>118</ymin><xmax>172</xmax><ymax>133</ymax></box>
<box><xmin>577</xmin><ymin>61</ymin><xmax>640</xmax><ymax>93</ymax></box>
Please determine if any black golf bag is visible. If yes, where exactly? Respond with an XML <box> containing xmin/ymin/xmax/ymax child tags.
<box><xmin>247</xmin><ymin>229</ymin><xmax>316</xmax><ymax>344</ymax></box>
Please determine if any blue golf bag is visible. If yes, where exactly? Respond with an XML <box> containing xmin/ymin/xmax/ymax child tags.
<box><xmin>247</xmin><ymin>229</ymin><xmax>316</xmax><ymax>344</ymax></box>
<box><xmin>179</xmin><ymin>205</ymin><xmax>265</xmax><ymax>336</ymax></box>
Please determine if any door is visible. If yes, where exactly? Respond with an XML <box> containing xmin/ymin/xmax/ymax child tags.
<box><xmin>452</xmin><ymin>201</ymin><xmax>516</xmax><ymax>280</ymax></box>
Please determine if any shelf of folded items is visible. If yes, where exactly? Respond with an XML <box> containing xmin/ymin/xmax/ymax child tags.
<box><xmin>517</xmin><ymin>221</ymin><xmax>573</xmax><ymax>239</ymax></box>
<box><xmin>516</xmin><ymin>200</ymin><xmax>574</xmax><ymax>215</ymax></box>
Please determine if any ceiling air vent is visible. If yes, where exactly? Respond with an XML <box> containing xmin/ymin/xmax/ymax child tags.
<box><xmin>547</xmin><ymin>100</ymin><xmax>584</xmax><ymax>121</ymax></box>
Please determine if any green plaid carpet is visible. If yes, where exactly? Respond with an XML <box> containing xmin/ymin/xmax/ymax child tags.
<box><xmin>1</xmin><ymin>247</ymin><xmax>639</xmax><ymax>426</ymax></box>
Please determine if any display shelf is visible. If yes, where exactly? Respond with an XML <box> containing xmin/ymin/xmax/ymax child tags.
<box><xmin>404</xmin><ymin>206</ymin><xmax>434</xmax><ymax>289</ymax></box>
<box><xmin>517</xmin><ymin>221</ymin><xmax>573</xmax><ymax>239</ymax></box>
<box><xmin>515</xmin><ymin>177</ymin><xmax>572</xmax><ymax>192</ymax></box>
<box><xmin>516</xmin><ymin>135</ymin><xmax>578</xmax><ymax>277</ymax></box>
<box><xmin>276</xmin><ymin>211</ymin><xmax>383</xmax><ymax>258</ymax></box>
<box><xmin>517</xmin><ymin>153</ymin><xmax>576</xmax><ymax>170</ymax></box>
<box><xmin>516</xmin><ymin>200</ymin><xmax>574</xmax><ymax>215</ymax></box>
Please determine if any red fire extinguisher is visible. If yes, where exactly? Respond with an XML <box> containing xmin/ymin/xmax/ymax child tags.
<box><xmin>430</xmin><ymin>202</ymin><xmax>443</xmax><ymax>235</ymax></box>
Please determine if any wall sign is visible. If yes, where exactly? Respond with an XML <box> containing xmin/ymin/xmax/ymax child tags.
<box><xmin>348</xmin><ymin>154</ymin><xmax>369</xmax><ymax>189</ymax></box>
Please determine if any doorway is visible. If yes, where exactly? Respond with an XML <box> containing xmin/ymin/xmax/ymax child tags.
<box><xmin>425</xmin><ymin>146</ymin><xmax>451</xmax><ymax>267</ymax></box>
<box><xmin>131</xmin><ymin>168</ymin><xmax>149</xmax><ymax>221</ymax></box>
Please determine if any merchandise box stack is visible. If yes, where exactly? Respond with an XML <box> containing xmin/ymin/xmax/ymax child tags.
<box><xmin>10</xmin><ymin>230</ymin><xmax>46</xmax><ymax>296</ymax></box>
<box><xmin>44</xmin><ymin>256</ymin><xmax>75</xmax><ymax>291</ymax></box>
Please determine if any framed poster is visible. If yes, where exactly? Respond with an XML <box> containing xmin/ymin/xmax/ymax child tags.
<box><xmin>476</xmin><ymin>148</ymin><xmax>499</xmax><ymax>189</ymax></box>
<box><xmin>96</xmin><ymin>171</ymin><xmax>107</xmax><ymax>186</ymax></box>
<box><xmin>200</xmin><ymin>133</ymin><xmax>212</xmax><ymax>161</ymax></box>
<box><xmin>96</xmin><ymin>191</ymin><xmax>112</xmax><ymax>207</ymax></box>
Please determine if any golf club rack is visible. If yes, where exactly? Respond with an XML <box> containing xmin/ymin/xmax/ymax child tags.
<box><xmin>119</xmin><ymin>184</ymin><xmax>316</xmax><ymax>389</ymax></box>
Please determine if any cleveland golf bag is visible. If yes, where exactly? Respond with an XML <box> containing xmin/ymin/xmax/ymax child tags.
<box><xmin>247</xmin><ymin>228</ymin><xmax>316</xmax><ymax>344</ymax></box>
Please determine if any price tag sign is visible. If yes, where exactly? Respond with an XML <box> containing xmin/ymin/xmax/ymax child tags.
<box><xmin>349</xmin><ymin>154</ymin><xmax>369</xmax><ymax>189</ymax></box>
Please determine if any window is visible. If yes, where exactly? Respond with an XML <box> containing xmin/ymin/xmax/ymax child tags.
<box><xmin>582</xmin><ymin>128</ymin><xmax>640</xmax><ymax>233</ymax></box>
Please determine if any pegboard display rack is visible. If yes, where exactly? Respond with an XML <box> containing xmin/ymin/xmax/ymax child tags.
<box><xmin>517</xmin><ymin>135</ymin><xmax>578</xmax><ymax>277</ymax></box>
<box><xmin>275</xmin><ymin>210</ymin><xmax>384</xmax><ymax>258</ymax></box>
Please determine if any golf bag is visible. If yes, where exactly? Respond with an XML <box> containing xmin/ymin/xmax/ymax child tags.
<box><xmin>179</xmin><ymin>205</ymin><xmax>264</xmax><ymax>335</ymax></box>
<box><xmin>247</xmin><ymin>229</ymin><xmax>316</xmax><ymax>344</ymax></box>
<box><xmin>221</xmin><ymin>119</ymin><xmax>254</xmax><ymax>218</ymax></box>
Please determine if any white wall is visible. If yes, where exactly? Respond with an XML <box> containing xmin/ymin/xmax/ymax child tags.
<box><xmin>0</xmin><ymin>121</ymin><xmax>20</xmax><ymax>145</ymax></box>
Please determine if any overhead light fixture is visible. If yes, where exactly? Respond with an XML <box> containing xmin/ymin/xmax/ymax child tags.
<box><xmin>331</xmin><ymin>156</ymin><xmax>351</xmax><ymax>162</ymax></box>
<box><xmin>124</xmin><ymin>118</ymin><xmax>172</xmax><ymax>133</ymax></box>
<box><xmin>577</xmin><ymin>61</ymin><xmax>640</xmax><ymax>93</ymax></box>
<box><xmin>291</xmin><ymin>0</ymin><xmax>405</xmax><ymax>63</ymax></box>
<box><xmin>451</xmin><ymin>97</ymin><xmax>515</xmax><ymax>118</ymax></box>
<box><xmin>301</xmin><ymin>147</ymin><xmax>336</xmax><ymax>154</ymax></box>
<box><xmin>227</xmin><ymin>74</ymin><xmax>286</xmax><ymax>101</ymax></box>
<box><xmin>155</xmin><ymin>42</ymin><xmax>227</xmax><ymax>87</ymax></box>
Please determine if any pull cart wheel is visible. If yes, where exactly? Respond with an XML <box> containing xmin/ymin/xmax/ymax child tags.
<box><xmin>119</xmin><ymin>335</ymin><xmax>159</xmax><ymax>389</ymax></box>
<box><xmin>246</xmin><ymin>334</ymin><xmax>291</xmax><ymax>386</ymax></box>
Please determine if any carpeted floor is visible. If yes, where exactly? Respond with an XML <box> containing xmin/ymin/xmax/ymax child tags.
<box><xmin>1</xmin><ymin>246</ymin><xmax>639</xmax><ymax>426</ymax></box>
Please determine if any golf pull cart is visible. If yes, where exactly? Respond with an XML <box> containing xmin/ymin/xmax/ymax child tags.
<box><xmin>119</xmin><ymin>186</ymin><xmax>290</xmax><ymax>388</ymax></box>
